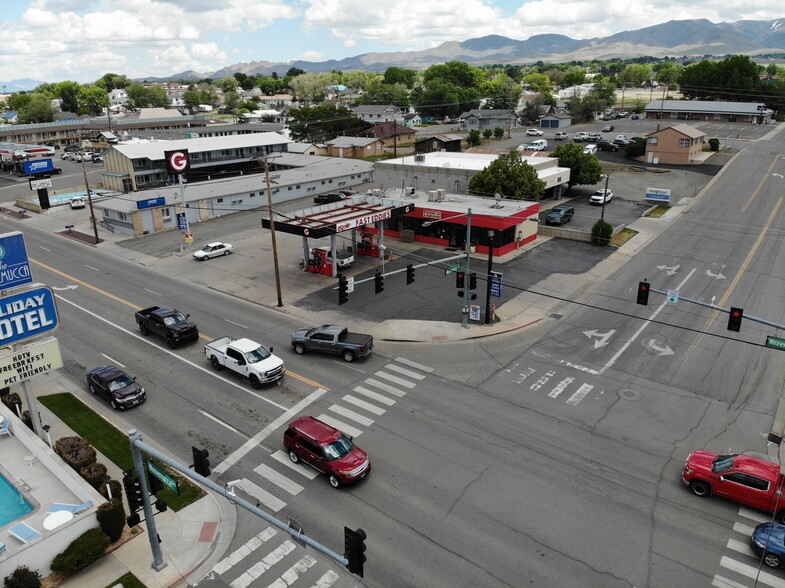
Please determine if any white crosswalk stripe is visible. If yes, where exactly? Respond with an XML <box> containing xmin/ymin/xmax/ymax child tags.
<box><xmin>230</xmin><ymin>540</ymin><xmax>297</xmax><ymax>588</ymax></box>
<box><xmin>718</xmin><ymin>555</ymin><xmax>785</xmax><ymax>587</ymax></box>
<box><xmin>547</xmin><ymin>377</ymin><xmax>575</xmax><ymax>399</ymax></box>
<box><xmin>342</xmin><ymin>394</ymin><xmax>386</xmax><ymax>415</ymax></box>
<box><xmin>394</xmin><ymin>357</ymin><xmax>434</xmax><ymax>372</ymax></box>
<box><xmin>212</xmin><ymin>528</ymin><xmax>278</xmax><ymax>575</ymax></box>
<box><xmin>353</xmin><ymin>385</ymin><xmax>396</xmax><ymax>405</ymax></box>
<box><xmin>365</xmin><ymin>377</ymin><xmax>407</xmax><ymax>397</ymax></box>
<box><xmin>373</xmin><ymin>370</ymin><xmax>417</xmax><ymax>388</ymax></box>
<box><xmin>269</xmin><ymin>451</ymin><xmax>319</xmax><ymax>479</ymax></box>
<box><xmin>329</xmin><ymin>404</ymin><xmax>375</xmax><ymax>426</ymax></box>
<box><xmin>229</xmin><ymin>478</ymin><xmax>287</xmax><ymax>513</ymax></box>
<box><xmin>266</xmin><ymin>554</ymin><xmax>318</xmax><ymax>587</ymax></box>
<box><xmin>384</xmin><ymin>363</ymin><xmax>426</xmax><ymax>380</ymax></box>
<box><xmin>566</xmin><ymin>383</ymin><xmax>593</xmax><ymax>406</ymax></box>
<box><xmin>317</xmin><ymin>414</ymin><xmax>362</xmax><ymax>438</ymax></box>
<box><xmin>253</xmin><ymin>464</ymin><xmax>304</xmax><ymax>495</ymax></box>
<box><xmin>309</xmin><ymin>569</ymin><xmax>340</xmax><ymax>587</ymax></box>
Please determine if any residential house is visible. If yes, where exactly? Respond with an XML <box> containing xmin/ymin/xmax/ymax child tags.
<box><xmin>403</xmin><ymin>113</ymin><xmax>422</xmax><ymax>128</ymax></box>
<box><xmin>458</xmin><ymin>109</ymin><xmax>517</xmax><ymax>132</ymax></box>
<box><xmin>325</xmin><ymin>136</ymin><xmax>385</xmax><ymax>158</ymax></box>
<box><xmin>1</xmin><ymin>110</ymin><xmax>18</xmax><ymax>124</ymax></box>
<box><xmin>539</xmin><ymin>113</ymin><xmax>572</xmax><ymax>129</ymax></box>
<box><xmin>109</xmin><ymin>89</ymin><xmax>129</xmax><ymax>106</ymax></box>
<box><xmin>352</xmin><ymin>105</ymin><xmax>404</xmax><ymax>124</ymax></box>
<box><xmin>359</xmin><ymin>122</ymin><xmax>416</xmax><ymax>147</ymax></box>
<box><xmin>414</xmin><ymin>134</ymin><xmax>463</xmax><ymax>154</ymax></box>
<box><xmin>643</xmin><ymin>100</ymin><xmax>772</xmax><ymax>124</ymax></box>
<box><xmin>287</xmin><ymin>142</ymin><xmax>327</xmax><ymax>156</ymax></box>
<box><xmin>643</xmin><ymin>124</ymin><xmax>709</xmax><ymax>165</ymax></box>
<box><xmin>258</xmin><ymin>93</ymin><xmax>294</xmax><ymax>108</ymax></box>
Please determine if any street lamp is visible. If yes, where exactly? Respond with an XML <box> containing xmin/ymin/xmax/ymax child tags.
<box><xmin>422</xmin><ymin>209</ymin><xmax>472</xmax><ymax>328</ymax></box>
<box><xmin>600</xmin><ymin>173</ymin><xmax>610</xmax><ymax>223</ymax></box>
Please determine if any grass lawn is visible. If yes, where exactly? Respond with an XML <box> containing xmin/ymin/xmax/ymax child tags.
<box><xmin>39</xmin><ymin>393</ymin><xmax>205</xmax><ymax>511</ymax></box>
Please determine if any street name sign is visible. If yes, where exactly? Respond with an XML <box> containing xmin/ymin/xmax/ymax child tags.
<box><xmin>147</xmin><ymin>460</ymin><xmax>180</xmax><ymax>494</ymax></box>
<box><xmin>0</xmin><ymin>336</ymin><xmax>63</xmax><ymax>387</ymax></box>
<box><xmin>766</xmin><ymin>336</ymin><xmax>785</xmax><ymax>351</ymax></box>
<box><xmin>490</xmin><ymin>271</ymin><xmax>503</xmax><ymax>297</ymax></box>
<box><xmin>0</xmin><ymin>284</ymin><xmax>59</xmax><ymax>346</ymax></box>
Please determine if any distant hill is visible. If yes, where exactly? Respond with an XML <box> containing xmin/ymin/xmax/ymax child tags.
<box><xmin>154</xmin><ymin>17</ymin><xmax>785</xmax><ymax>81</ymax></box>
<box><xmin>0</xmin><ymin>78</ymin><xmax>47</xmax><ymax>92</ymax></box>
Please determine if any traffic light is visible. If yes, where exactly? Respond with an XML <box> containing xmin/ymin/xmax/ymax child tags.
<box><xmin>127</xmin><ymin>512</ymin><xmax>141</xmax><ymax>528</ymax></box>
<box><xmin>374</xmin><ymin>271</ymin><xmax>384</xmax><ymax>294</ymax></box>
<box><xmin>468</xmin><ymin>272</ymin><xmax>478</xmax><ymax>290</ymax></box>
<box><xmin>636</xmin><ymin>281</ymin><xmax>650</xmax><ymax>305</ymax></box>
<box><xmin>406</xmin><ymin>264</ymin><xmax>415</xmax><ymax>285</ymax></box>
<box><xmin>344</xmin><ymin>526</ymin><xmax>367</xmax><ymax>577</ymax></box>
<box><xmin>456</xmin><ymin>271</ymin><xmax>465</xmax><ymax>289</ymax></box>
<box><xmin>123</xmin><ymin>474</ymin><xmax>142</xmax><ymax>512</ymax></box>
<box><xmin>192</xmin><ymin>446</ymin><xmax>211</xmax><ymax>477</ymax></box>
<box><xmin>728</xmin><ymin>307</ymin><xmax>743</xmax><ymax>332</ymax></box>
<box><xmin>338</xmin><ymin>274</ymin><xmax>349</xmax><ymax>305</ymax></box>
<box><xmin>154</xmin><ymin>499</ymin><xmax>168</xmax><ymax>513</ymax></box>
<box><xmin>148</xmin><ymin>472</ymin><xmax>164</xmax><ymax>495</ymax></box>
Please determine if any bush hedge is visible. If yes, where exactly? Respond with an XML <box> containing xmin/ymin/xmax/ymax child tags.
<box><xmin>79</xmin><ymin>462</ymin><xmax>108</xmax><ymax>489</ymax></box>
<box><xmin>99</xmin><ymin>479</ymin><xmax>122</xmax><ymax>502</ymax></box>
<box><xmin>50</xmin><ymin>528</ymin><xmax>110</xmax><ymax>576</ymax></box>
<box><xmin>708</xmin><ymin>137</ymin><xmax>720</xmax><ymax>151</ymax></box>
<box><xmin>3</xmin><ymin>566</ymin><xmax>42</xmax><ymax>588</ymax></box>
<box><xmin>97</xmin><ymin>498</ymin><xmax>126</xmax><ymax>542</ymax></box>
<box><xmin>591</xmin><ymin>219</ymin><xmax>614</xmax><ymax>246</ymax></box>
<box><xmin>54</xmin><ymin>436</ymin><xmax>96</xmax><ymax>471</ymax></box>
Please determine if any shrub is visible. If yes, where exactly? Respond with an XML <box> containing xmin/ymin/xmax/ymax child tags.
<box><xmin>591</xmin><ymin>219</ymin><xmax>614</xmax><ymax>246</ymax></box>
<box><xmin>625</xmin><ymin>138</ymin><xmax>646</xmax><ymax>158</ymax></box>
<box><xmin>493</xmin><ymin>127</ymin><xmax>505</xmax><ymax>139</ymax></box>
<box><xmin>97</xmin><ymin>498</ymin><xmax>126</xmax><ymax>542</ymax></box>
<box><xmin>54</xmin><ymin>436</ymin><xmax>96</xmax><ymax>471</ymax></box>
<box><xmin>99</xmin><ymin>479</ymin><xmax>122</xmax><ymax>502</ymax></box>
<box><xmin>50</xmin><ymin>528</ymin><xmax>110</xmax><ymax>575</ymax></box>
<box><xmin>79</xmin><ymin>462</ymin><xmax>108</xmax><ymax>489</ymax></box>
<box><xmin>2</xmin><ymin>392</ymin><xmax>22</xmax><ymax>414</ymax></box>
<box><xmin>0</xmin><ymin>387</ymin><xmax>10</xmax><ymax>399</ymax></box>
<box><xmin>467</xmin><ymin>130</ymin><xmax>481</xmax><ymax>146</ymax></box>
<box><xmin>708</xmin><ymin>137</ymin><xmax>720</xmax><ymax>151</ymax></box>
<box><xmin>21</xmin><ymin>410</ymin><xmax>33</xmax><ymax>432</ymax></box>
<box><xmin>3</xmin><ymin>566</ymin><xmax>42</xmax><ymax>588</ymax></box>
<box><xmin>482</xmin><ymin>128</ymin><xmax>493</xmax><ymax>139</ymax></box>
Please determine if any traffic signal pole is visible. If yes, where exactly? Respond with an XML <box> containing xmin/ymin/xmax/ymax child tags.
<box><xmin>127</xmin><ymin>430</ymin><xmax>349</xmax><ymax>569</ymax></box>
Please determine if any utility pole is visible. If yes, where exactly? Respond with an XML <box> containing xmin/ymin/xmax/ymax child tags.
<box><xmin>80</xmin><ymin>151</ymin><xmax>100</xmax><ymax>244</ymax></box>
<box><xmin>484</xmin><ymin>230</ymin><xmax>495</xmax><ymax>325</ymax></box>
<box><xmin>261</xmin><ymin>153</ymin><xmax>283</xmax><ymax>307</ymax></box>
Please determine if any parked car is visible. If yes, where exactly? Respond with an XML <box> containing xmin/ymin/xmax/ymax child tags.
<box><xmin>583</xmin><ymin>144</ymin><xmax>598</xmax><ymax>155</ymax></box>
<box><xmin>193</xmin><ymin>242</ymin><xmax>234</xmax><ymax>260</ymax></box>
<box><xmin>525</xmin><ymin>139</ymin><xmax>548</xmax><ymax>152</ymax></box>
<box><xmin>70</xmin><ymin>196</ymin><xmax>86</xmax><ymax>209</ymax></box>
<box><xmin>752</xmin><ymin>522</ymin><xmax>785</xmax><ymax>568</ymax></box>
<box><xmin>573</xmin><ymin>132</ymin><xmax>590</xmax><ymax>142</ymax></box>
<box><xmin>544</xmin><ymin>205</ymin><xmax>574</xmax><ymax>225</ymax></box>
<box><xmin>597</xmin><ymin>140</ymin><xmax>620</xmax><ymax>152</ymax></box>
<box><xmin>601</xmin><ymin>125</ymin><xmax>615</xmax><ymax>132</ymax></box>
<box><xmin>615</xmin><ymin>134</ymin><xmax>630</xmax><ymax>144</ymax></box>
<box><xmin>283</xmin><ymin>416</ymin><xmax>371</xmax><ymax>488</ymax></box>
<box><xmin>291</xmin><ymin>324</ymin><xmax>373</xmax><ymax>362</ymax></box>
<box><xmin>618</xmin><ymin>111</ymin><xmax>629</xmax><ymax>117</ymax></box>
<box><xmin>612</xmin><ymin>138</ymin><xmax>630</xmax><ymax>147</ymax></box>
<box><xmin>587</xmin><ymin>132</ymin><xmax>602</xmax><ymax>142</ymax></box>
<box><xmin>86</xmin><ymin>366</ymin><xmax>146</xmax><ymax>410</ymax></box>
<box><xmin>91</xmin><ymin>154</ymin><xmax>103</xmax><ymax>163</ymax></box>
<box><xmin>525</xmin><ymin>128</ymin><xmax>544</xmax><ymax>136</ymax></box>
<box><xmin>61</xmin><ymin>152</ymin><xmax>75</xmax><ymax>160</ymax></box>
<box><xmin>631</xmin><ymin>114</ymin><xmax>641</xmax><ymax>120</ymax></box>
<box><xmin>590</xmin><ymin>189</ymin><xmax>613</xmax><ymax>205</ymax></box>
<box><xmin>314</xmin><ymin>192</ymin><xmax>347</xmax><ymax>205</ymax></box>
<box><xmin>554</xmin><ymin>132</ymin><xmax>568</xmax><ymax>141</ymax></box>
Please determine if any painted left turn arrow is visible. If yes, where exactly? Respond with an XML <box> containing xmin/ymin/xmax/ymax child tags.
<box><xmin>657</xmin><ymin>264</ymin><xmax>680</xmax><ymax>276</ymax></box>
<box><xmin>584</xmin><ymin>329</ymin><xmax>616</xmax><ymax>349</ymax></box>
<box><xmin>52</xmin><ymin>285</ymin><xmax>78</xmax><ymax>291</ymax></box>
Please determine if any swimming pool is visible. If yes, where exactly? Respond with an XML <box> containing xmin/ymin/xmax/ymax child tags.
<box><xmin>0</xmin><ymin>472</ymin><xmax>33</xmax><ymax>527</ymax></box>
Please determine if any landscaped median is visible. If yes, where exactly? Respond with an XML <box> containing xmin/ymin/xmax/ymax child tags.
<box><xmin>38</xmin><ymin>392</ymin><xmax>205</xmax><ymax>511</ymax></box>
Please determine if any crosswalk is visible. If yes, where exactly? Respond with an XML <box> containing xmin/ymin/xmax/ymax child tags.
<box><xmin>713</xmin><ymin>508</ymin><xmax>785</xmax><ymax>588</ymax></box>
<box><xmin>501</xmin><ymin>360</ymin><xmax>598</xmax><ymax>407</ymax></box>
<box><xmin>200</xmin><ymin>356</ymin><xmax>433</xmax><ymax>588</ymax></box>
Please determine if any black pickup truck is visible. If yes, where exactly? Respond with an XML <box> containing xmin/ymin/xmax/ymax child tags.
<box><xmin>291</xmin><ymin>324</ymin><xmax>373</xmax><ymax>362</ymax></box>
<box><xmin>135</xmin><ymin>306</ymin><xmax>199</xmax><ymax>348</ymax></box>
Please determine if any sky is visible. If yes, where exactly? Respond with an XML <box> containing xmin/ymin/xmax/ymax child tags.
<box><xmin>0</xmin><ymin>0</ymin><xmax>783</xmax><ymax>86</ymax></box>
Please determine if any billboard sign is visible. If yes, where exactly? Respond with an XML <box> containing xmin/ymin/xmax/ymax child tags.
<box><xmin>645</xmin><ymin>187</ymin><xmax>671</xmax><ymax>203</ymax></box>
<box><xmin>22</xmin><ymin>158</ymin><xmax>54</xmax><ymax>176</ymax></box>
<box><xmin>29</xmin><ymin>177</ymin><xmax>53</xmax><ymax>190</ymax></box>
<box><xmin>137</xmin><ymin>197</ymin><xmax>166</xmax><ymax>209</ymax></box>
<box><xmin>0</xmin><ymin>336</ymin><xmax>63</xmax><ymax>387</ymax></box>
<box><xmin>0</xmin><ymin>231</ymin><xmax>34</xmax><ymax>291</ymax></box>
<box><xmin>164</xmin><ymin>149</ymin><xmax>190</xmax><ymax>174</ymax></box>
<box><xmin>0</xmin><ymin>285</ymin><xmax>59</xmax><ymax>346</ymax></box>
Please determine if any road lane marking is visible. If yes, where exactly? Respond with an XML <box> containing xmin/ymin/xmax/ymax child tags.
<box><xmin>276</xmin><ymin>555</ymin><xmax>318</xmax><ymax>586</ymax></box>
<box><xmin>342</xmin><ymin>394</ymin><xmax>386</xmax><ymax>415</ymax></box>
<box><xmin>373</xmin><ymin>370</ymin><xmax>417</xmax><ymax>388</ymax></box>
<box><xmin>213</xmin><ymin>387</ymin><xmax>328</xmax><ymax>476</ymax></box>
<box><xmin>740</xmin><ymin>155</ymin><xmax>781</xmax><ymax>212</ymax></box>
<box><xmin>211</xmin><ymin>528</ymin><xmax>278</xmax><ymax>575</ymax></box>
<box><xmin>738</xmin><ymin>507</ymin><xmax>769</xmax><ymax>523</ymax></box>
<box><xmin>566</xmin><ymin>383</ymin><xmax>593</xmax><ymax>406</ymax></box>
<box><xmin>231</xmin><ymin>540</ymin><xmax>296</xmax><ymax>587</ymax></box>
<box><xmin>329</xmin><ymin>404</ymin><xmax>374</xmax><ymax>426</ymax></box>
<box><xmin>726</xmin><ymin>537</ymin><xmax>755</xmax><ymax>557</ymax></box>
<box><xmin>600</xmin><ymin>268</ymin><xmax>696</xmax><ymax>375</ymax></box>
<box><xmin>317</xmin><ymin>414</ymin><xmax>362</xmax><ymax>438</ymax></box>
<box><xmin>269</xmin><ymin>451</ymin><xmax>319</xmax><ymax>479</ymax></box>
<box><xmin>100</xmin><ymin>353</ymin><xmax>125</xmax><ymax>368</ymax></box>
<box><xmin>365</xmin><ymin>377</ymin><xmax>407</xmax><ymax>397</ymax></box>
<box><xmin>253</xmin><ymin>463</ymin><xmax>304</xmax><ymax>495</ymax></box>
<box><xmin>384</xmin><ymin>363</ymin><xmax>426</xmax><ymax>380</ymax></box>
<box><xmin>228</xmin><ymin>480</ymin><xmax>287</xmax><ymax>515</ymax></box>
<box><xmin>547</xmin><ymin>377</ymin><xmax>574</xmax><ymax>399</ymax></box>
<box><xmin>224</xmin><ymin>319</ymin><xmax>248</xmax><ymax>329</ymax></box>
<box><xmin>144</xmin><ymin>288</ymin><xmax>161</xmax><ymax>296</ymax></box>
<box><xmin>199</xmin><ymin>410</ymin><xmax>249</xmax><ymax>439</ymax></box>
<box><xmin>718</xmin><ymin>555</ymin><xmax>785</xmax><ymax>588</ymax></box>
<box><xmin>395</xmin><ymin>357</ymin><xmax>434</xmax><ymax>372</ymax></box>
<box><xmin>353</xmin><ymin>386</ymin><xmax>396</xmax><ymax>406</ymax></box>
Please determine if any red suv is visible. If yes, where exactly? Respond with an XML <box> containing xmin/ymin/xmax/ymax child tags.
<box><xmin>283</xmin><ymin>416</ymin><xmax>371</xmax><ymax>488</ymax></box>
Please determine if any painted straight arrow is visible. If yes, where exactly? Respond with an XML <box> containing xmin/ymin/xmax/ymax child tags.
<box><xmin>52</xmin><ymin>285</ymin><xmax>79</xmax><ymax>291</ymax></box>
<box><xmin>705</xmin><ymin>269</ymin><xmax>726</xmax><ymax>279</ymax></box>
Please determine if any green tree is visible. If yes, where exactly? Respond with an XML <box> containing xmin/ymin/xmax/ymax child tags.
<box><xmin>234</xmin><ymin>72</ymin><xmax>253</xmax><ymax>90</ymax></box>
<box><xmin>288</xmin><ymin>104</ymin><xmax>367</xmax><ymax>142</ymax></box>
<box><xmin>481</xmin><ymin>73</ymin><xmax>521</xmax><ymax>110</ymax></box>
<box><xmin>95</xmin><ymin>73</ymin><xmax>129</xmax><ymax>91</ymax></box>
<box><xmin>222</xmin><ymin>90</ymin><xmax>242</xmax><ymax>113</ymax></box>
<box><xmin>493</xmin><ymin>127</ymin><xmax>505</xmax><ymax>139</ymax></box>
<box><xmin>354</xmin><ymin>79</ymin><xmax>410</xmax><ymax>108</ymax></box>
<box><xmin>383</xmin><ymin>66</ymin><xmax>417</xmax><ymax>88</ymax></box>
<box><xmin>483</xmin><ymin>128</ymin><xmax>493</xmax><ymax>139</ymax></box>
<box><xmin>18</xmin><ymin>93</ymin><xmax>54</xmax><ymax>123</ymax></box>
<box><xmin>79</xmin><ymin>85</ymin><xmax>109</xmax><ymax>115</ymax></box>
<box><xmin>562</xmin><ymin>66</ymin><xmax>587</xmax><ymax>88</ymax></box>
<box><xmin>620</xmin><ymin>64</ymin><xmax>652</xmax><ymax>88</ymax></box>
<box><xmin>467</xmin><ymin>130</ymin><xmax>481</xmax><ymax>146</ymax></box>
<box><xmin>423</xmin><ymin>61</ymin><xmax>483</xmax><ymax>88</ymax></box>
<box><xmin>522</xmin><ymin>73</ymin><xmax>553</xmax><ymax>95</ymax></box>
<box><xmin>147</xmin><ymin>85</ymin><xmax>170</xmax><ymax>107</ymax></box>
<box><xmin>286</xmin><ymin>67</ymin><xmax>305</xmax><ymax>78</ymax></box>
<box><xmin>588</xmin><ymin>79</ymin><xmax>616</xmax><ymax>107</ymax></box>
<box><xmin>55</xmin><ymin>81</ymin><xmax>81</xmax><ymax>112</ymax></box>
<box><xmin>7</xmin><ymin>93</ymin><xmax>30</xmax><ymax>111</ymax></box>
<box><xmin>552</xmin><ymin>142</ymin><xmax>603</xmax><ymax>188</ymax></box>
<box><xmin>468</xmin><ymin>151</ymin><xmax>545</xmax><ymax>200</ymax></box>
<box><xmin>3</xmin><ymin>565</ymin><xmax>42</xmax><ymax>588</ymax></box>
<box><xmin>288</xmin><ymin>72</ymin><xmax>332</xmax><ymax>104</ymax></box>
<box><xmin>181</xmin><ymin>88</ymin><xmax>202</xmax><ymax>111</ymax></box>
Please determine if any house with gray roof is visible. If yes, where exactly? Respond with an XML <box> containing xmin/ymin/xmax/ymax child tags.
<box><xmin>643</xmin><ymin>100</ymin><xmax>772</xmax><ymax>124</ymax></box>
<box><xmin>352</xmin><ymin>105</ymin><xmax>404</xmax><ymax>124</ymax></box>
<box><xmin>325</xmin><ymin>136</ymin><xmax>384</xmax><ymax>158</ymax></box>
<box><xmin>458</xmin><ymin>109</ymin><xmax>518</xmax><ymax>131</ymax></box>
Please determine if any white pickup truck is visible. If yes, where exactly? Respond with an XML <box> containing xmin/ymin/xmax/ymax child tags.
<box><xmin>204</xmin><ymin>337</ymin><xmax>285</xmax><ymax>388</ymax></box>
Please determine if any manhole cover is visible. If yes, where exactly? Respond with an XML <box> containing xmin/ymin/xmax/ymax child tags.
<box><xmin>618</xmin><ymin>388</ymin><xmax>641</xmax><ymax>401</ymax></box>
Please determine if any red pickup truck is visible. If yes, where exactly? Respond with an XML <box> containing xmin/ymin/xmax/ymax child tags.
<box><xmin>682</xmin><ymin>450</ymin><xmax>785</xmax><ymax>523</ymax></box>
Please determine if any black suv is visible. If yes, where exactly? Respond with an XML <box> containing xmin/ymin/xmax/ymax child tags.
<box><xmin>597</xmin><ymin>140</ymin><xmax>620</xmax><ymax>152</ymax></box>
<box><xmin>544</xmin><ymin>205</ymin><xmax>575</xmax><ymax>225</ymax></box>
<box><xmin>86</xmin><ymin>366</ymin><xmax>146</xmax><ymax>410</ymax></box>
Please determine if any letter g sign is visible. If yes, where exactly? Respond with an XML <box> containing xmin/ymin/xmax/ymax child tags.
<box><xmin>165</xmin><ymin>149</ymin><xmax>190</xmax><ymax>174</ymax></box>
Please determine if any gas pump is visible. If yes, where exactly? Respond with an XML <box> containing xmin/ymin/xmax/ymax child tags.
<box><xmin>355</xmin><ymin>232</ymin><xmax>381</xmax><ymax>257</ymax></box>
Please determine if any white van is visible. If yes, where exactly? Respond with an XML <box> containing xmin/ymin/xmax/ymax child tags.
<box><xmin>527</xmin><ymin>139</ymin><xmax>548</xmax><ymax>151</ymax></box>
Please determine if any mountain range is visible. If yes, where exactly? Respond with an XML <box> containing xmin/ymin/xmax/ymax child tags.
<box><xmin>154</xmin><ymin>17</ymin><xmax>785</xmax><ymax>82</ymax></box>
